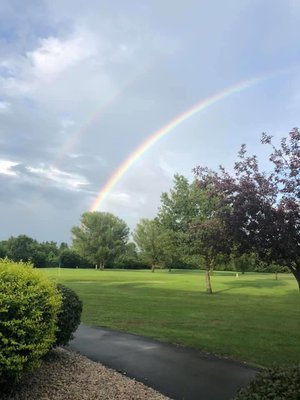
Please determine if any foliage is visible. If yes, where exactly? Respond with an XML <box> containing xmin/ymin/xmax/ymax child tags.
<box><xmin>0</xmin><ymin>237</ymin><xmax>74</xmax><ymax>268</ymax></box>
<box><xmin>55</xmin><ymin>284</ymin><xmax>82</xmax><ymax>346</ymax></box>
<box><xmin>194</xmin><ymin>129</ymin><xmax>300</xmax><ymax>290</ymax></box>
<box><xmin>157</xmin><ymin>174</ymin><xmax>230</xmax><ymax>291</ymax></box>
<box><xmin>235</xmin><ymin>366</ymin><xmax>300</xmax><ymax>399</ymax></box>
<box><xmin>133</xmin><ymin>219</ymin><xmax>167</xmax><ymax>271</ymax></box>
<box><xmin>0</xmin><ymin>259</ymin><xmax>61</xmax><ymax>383</ymax></box>
<box><xmin>5</xmin><ymin>235</ymin><xmax>38</xmax><ymax>263</ymax></box>
<box><xmin>157</xmin><ymin>175</ymin><xmax>203</xmax><ymax>268</ymax></box>
<box><xmin>0</xmin><ymin>242</ymin><xmax>7</xmax><ymax>258</ymax></box>
<box><xmin>113</xmin><ymin>242</ymin><xmax>151</xmax><ymax>269</ymax></box>
<box><xmin>232</xmin><ymin>253</ymin><xmax>256</xmax><ymax>274</ymax></box>
<box><xmin>59</xmin><ymin>249</ymin><xmax>91</xmax><ymax>268</ymax></box>
<box><xmin>72</xmin><ymin>212</ymin><xmax>129</xmax><ymax>269</ymax></box>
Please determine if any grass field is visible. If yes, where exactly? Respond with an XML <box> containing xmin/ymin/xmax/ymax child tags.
<box><xmin>43</xmin><ymin>268</ymin><xmax>300</xmax><ymax>368</ymax></box>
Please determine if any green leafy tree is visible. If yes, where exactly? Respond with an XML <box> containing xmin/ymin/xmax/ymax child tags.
<box><xmin>59</xmin><ymin>249</ymin><xmax>83</xmax><ymax>268</ymax></box>
<box><xmin>157</xmin><ymin>175</ymin><xmax>198</xmax><ymax>269</ymax></box>
<box><xmin>59</xmin><ymin>242</ymin><xmax>69</xmax><ymax>252</ymax></box>
<box><xmin>6</xmin><ymin>235</ymin><xmax>38</xmax><ymax>263</ymax></box>
<box><xmin>0</xmin><ymin>241</ymin><xmax>7</xmax><ymax>258</ymax></box>
<box><xmin>30</xmin><ymin>249</ymin><xmax>47</xmax><ymax>268</ymax></box>
<box><xmin>46</xmin><ymin>251</ymin><xmax>59</xmax><ymax>267</ymax></box>
<box><xmin>157</xmin><ymin>174</ymin><xmax>226</xmax><ymax>291</ymax></box>
<box><xmin>190</xmin><ymin>217</ymin><xmax>231</xmax><ymax>293</ymax></box>
<box><xmin>71</xmin><ymin>212</ymin><xmax>129</xmax><ymax>269</ymax></box>
<box><xmin>158</xmin><ymin>174</ymin><xmax>202</xmax><ymax>232</ymax></box>
<box><xmin>114</xmin><ymin>242</ymin><xmax>140</xmax><ymax>268</ymax></box>
<box><xmin>133</xmin><ymin>219</ymin><xmax>166</xmax><ymax>272</ymax></box>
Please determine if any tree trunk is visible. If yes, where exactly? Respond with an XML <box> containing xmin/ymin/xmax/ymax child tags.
<box><xmin>205</xmin><ymin>267</ymin><xmax>213</xmax><ymax>294</ymax></box>
<box><xmin>151</xmin><ymin>265</ymin><xmax>155</xmax><ymax>273</ymax></box>
<box><xmin>275</xmin><ymin>272</ymin><xmax>278</xmax><ymax>280</ymax></box>
<box><xmin>291</xmin><ymin>267</ymin><xmax>300</xmax><ymax>291</ymax></box>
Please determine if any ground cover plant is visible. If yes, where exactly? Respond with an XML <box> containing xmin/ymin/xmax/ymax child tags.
<box><xmin>43</xmin><ymin>268</ymin><xmax>300</xmax><ymax>368</ymax></box>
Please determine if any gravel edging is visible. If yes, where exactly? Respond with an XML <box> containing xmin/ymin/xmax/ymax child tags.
<box><xmin>2</xmin><ymin>348</ymin><xmax>169</xmax><ymax>400</ymax></box>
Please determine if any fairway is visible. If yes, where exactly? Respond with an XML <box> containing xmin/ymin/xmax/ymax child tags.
<box><xmin>43</xmin><ymin>268</ymin><xmax>300</xmax><ymax>367</ymax></box>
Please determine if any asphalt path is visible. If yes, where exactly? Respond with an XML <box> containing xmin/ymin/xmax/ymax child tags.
<box><xmin>69</xmin><ymin>324</ymin><xmax>258</xmax><ymax>400</ymax></box>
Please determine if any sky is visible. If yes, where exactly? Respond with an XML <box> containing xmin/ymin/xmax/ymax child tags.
<box><xmin>0</xmin><ymin>0</ymin><xmax>300</xmax><ymax>243</ymax></box>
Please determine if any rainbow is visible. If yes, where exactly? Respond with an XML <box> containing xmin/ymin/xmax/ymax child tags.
<box><xmin>89</xmin><ymin>69</ymin><xmax>289</xmax><ymax>212</ymax></box>
<box><xmin>54</xmin><ymin>65</ymin><xmax>152</xmax><ymax>167</ymax></box>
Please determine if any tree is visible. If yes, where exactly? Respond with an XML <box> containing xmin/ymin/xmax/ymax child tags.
<box><xmin>189</xmin><ymin>215</ymin><xmax>231</xmax><ymax>293</ymax></box>
<box><xmin>157</xmin><ymin>175</ymin><xmax>206</xmax><ymax>269</ymax></box>
<box><xmin>133</xmin><ymin>219</ymin><xmax>166</xmax><ymax>272</ymax></box>
<box><xmin>158</xmin><ymin>174</ymin><xmax>228</xmax><ymax>292</ymax></box>
<box><xmin>261</xmin><ymin>129</ymin><xmax>300</xmax><ymax>288</ymax></box>
<box><xmin>232</xmin><ymin>253</ymin><xmax>255</xmax><ymax>275</ymax></box>
<box><xmin>6</xmin><ymin>235</ymin><xmax>38</xmax><ymax>263</ymax></box>
<box><xmin>194</xmin><ymin>129</ymin><xmax>300</xmax><ymax>290</ymax></box>
<box><xmin>0</xmin><ymin>241</ymin><xmax>7</xmax><ymax>258</ymax></box>
<box><xmin>59</xmin><ymin>249</ymin><xmax>84</xmax><ymax>268</ymax></box>
<box><xmin>39</xmin><ymin>241</ymin><xmax>59</xmax><ymax>267</ymax></box>
<box><xmin>114</xmin><ymin>242</ymin><xmax>142</xmax><ymax>269</ymax></box>
<box><xmin>71</xmin><ymin>212</ymin><xmax>129</xmax><ymax>269</ymax></box>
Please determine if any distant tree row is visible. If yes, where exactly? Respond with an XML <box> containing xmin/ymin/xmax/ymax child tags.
<box><xmin>0</xmin><ymin>231</ymin><xmax>150</xmax><ymax>270</ymax></box>
<box><xmin>0</xmin><ymin>235</ymin><xmax>90</xmax><ymax>268</ymax></box>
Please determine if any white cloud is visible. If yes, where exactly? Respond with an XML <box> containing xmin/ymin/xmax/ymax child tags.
<box><xmin>26</xmin><ymin>33</ymin><xmax>97</xmax><ymax>82</ymax></box>
<box><xmin>0</xmin><ymin>101</ymin><xmax>11</xmax><ymax>113</ymax></box>
<box><xmin>0</xmin><ymin>29</ymin><xmax>102</xmax><ymax>98</ymax></box>
<box><xmin>0</xmin><ymin>160</ymin><xmax>18</xmax><ymax>175</ymax></box>
<box><xmin>27</xmin><ymin>165</ymin><xmax>90</xmax><ymax>191</ymax></box>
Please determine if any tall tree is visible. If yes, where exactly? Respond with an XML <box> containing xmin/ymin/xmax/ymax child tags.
<box><xmin>6</xmin><ymin>235</ymin><xmax>38</xmax><ymax>263</ymax></box>
<box><xmin>71</xmin><ymin>212</ymin><xmax>129</xmax><ymax>269</ymax></box>
<box><xmin>157</xmin><ymin>174</ymin><xmax>227</xmax><ymax>292</ymax></box>
<box><xmin>157</xmin><ymin>175</ymin><xmax>203</xmax><ymax>267</ymax></box>
<box><xmin>158</xmin><ymin>174</ymin><xmax>202</xmax><ymax>232</ymax></box>
<box><xmin>194</xmin><ymin>129</ymin><xmax>300</xmax><ymax>290</ymax></box>
<box><xmin>133</xmin><ymin>219</ymin><xmax>165</xmax><ymax>272</ymax></box>
<box><xmin>0</xmin><ymin>241</ymin><xmax>7</xmax><ymax>258</ymax></box>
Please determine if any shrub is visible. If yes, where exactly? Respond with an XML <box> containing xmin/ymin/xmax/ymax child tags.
<box><xmin>0</xmin><ymin>258</ymin><xmax>61</xmax><ymax>383</ymax></box>
<box><xmin>55</xmin><ymin>284</ymin><xmax>82</xmax><ymax>346</ymax></box>
<box><xmin>235</xmin><ymin>366</ymin><xmax>300</xmax><ymax>399</ymax></box>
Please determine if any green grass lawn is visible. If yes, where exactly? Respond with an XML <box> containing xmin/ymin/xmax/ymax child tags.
<box><xmin>43</xmin><ymin>268</ymin><xmax>300</xmax><ymax>368</ymax></box>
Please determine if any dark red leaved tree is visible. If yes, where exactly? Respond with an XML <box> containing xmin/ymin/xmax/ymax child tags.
<box><xmin>194</xmin><ymin>128</ymin><xmax>300</xmax><ymax>290</ymax></box>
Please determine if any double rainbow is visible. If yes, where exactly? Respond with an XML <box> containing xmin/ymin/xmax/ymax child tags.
<box><xmin>89</xmin><ymin>69</ymin><xmax>289</xmax><ymax>211</ymax></box>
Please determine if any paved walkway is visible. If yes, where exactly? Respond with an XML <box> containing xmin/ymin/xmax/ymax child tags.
<box><xmin>69</xmin><ymin>325</ymin><xmax>258</xmax><ymax>400</ymax></box>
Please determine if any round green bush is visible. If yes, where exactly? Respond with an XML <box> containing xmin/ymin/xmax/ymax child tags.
<box><xmin>0</xmin><ymin>258</ymin><xmax>62</xmax><ymax>383</ymax></box>
<box><xmin>55</xmin><ymin>284</ymin><xmax>82</xmax><ymax>346</ymax></box>
<box><xmin>235</xmin><ymin>366</ymin><xmax>300</xmax><ymax>399</ymax></box>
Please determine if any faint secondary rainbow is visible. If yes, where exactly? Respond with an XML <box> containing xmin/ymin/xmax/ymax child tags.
<box><xmin>54</xmin><ymin>64</ymin><xmax>153</xmax><ymax>167</ymax></box>
<box><xmin>89</xmin><ymin>69</ymin><xmax>288</xmax><ymax>212</ymax></box>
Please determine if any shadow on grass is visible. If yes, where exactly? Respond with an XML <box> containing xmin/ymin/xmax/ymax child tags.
<box><xmin>217</xmin><ymin>278</ymin><xmax>288</xmax><ymax>293</ymax></box>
